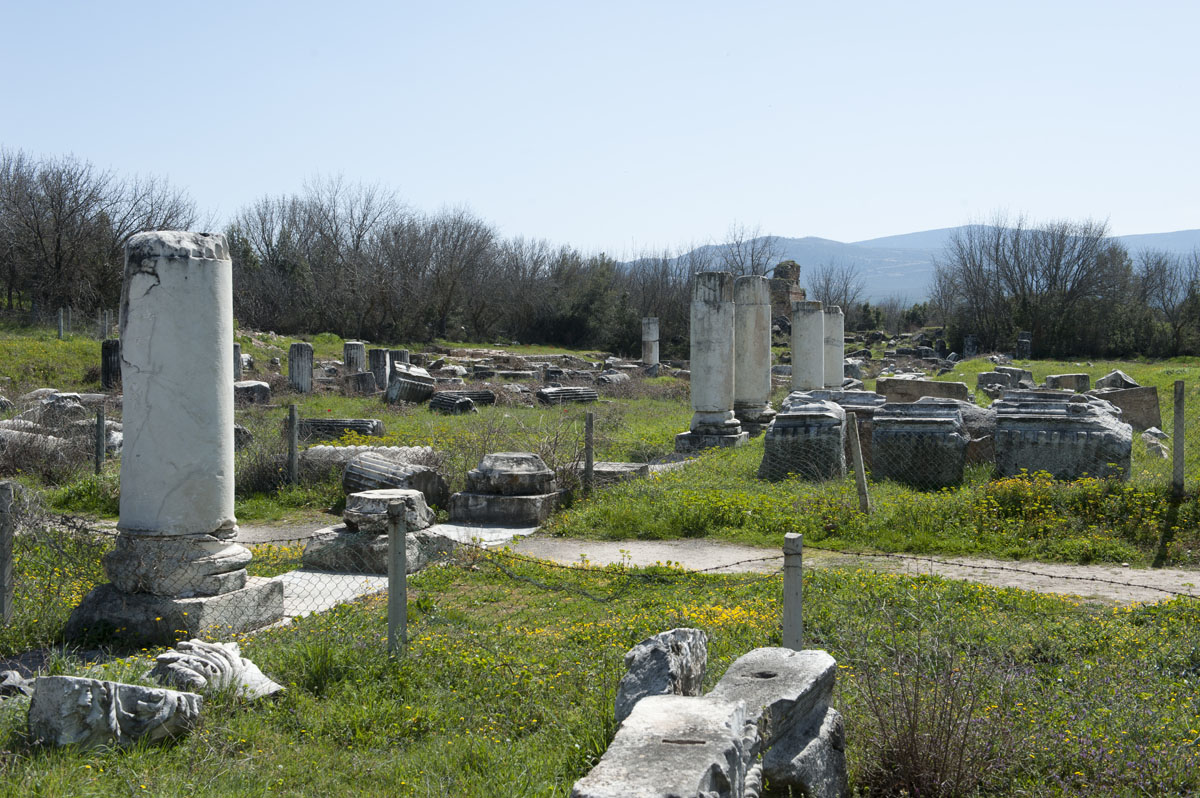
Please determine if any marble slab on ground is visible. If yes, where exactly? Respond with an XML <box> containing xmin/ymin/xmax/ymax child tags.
<box><xmin>270</xmin><ymin>570</ymin><xmax>387</xmax><ymax>619</ymax></box>
<box><xmin>424</xmin><ymin>522</ymin><xmax>537</xmax><ymax>547</ymax></box>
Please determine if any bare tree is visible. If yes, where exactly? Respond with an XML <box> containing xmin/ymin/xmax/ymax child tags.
<box><xmin>805</xmin><ymin>260</ymin><xmax>866</xmax><ymax>319</ymax></box>
<box><xmin>1138</xmin><ymin>249</ymin><xmax>1200</xmax><ymax>356</ymax></box>
<box><xmin>716</xmin><ymin>222</ymin><xmax>779</xmax><ymax>276</ymax></box>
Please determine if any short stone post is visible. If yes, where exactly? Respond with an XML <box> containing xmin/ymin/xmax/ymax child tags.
<box><xmin>964</xmin><ymin>334</ymin><xmax>979</xmax><ymax>359</ymax></box>
<box><xmin>790</xmin><ymin>300</ymin><xmax>824</xmax><ymax>392</ymax></box>
<box><xmin>232</xmin><ymin>342</ymin><xmax>242</xmax><ymax>380</ymax></box>
<box><xmin>641</xmin><ymin>318</ymin><xmax>659</xmax><ymax>366</ymax></box>
<box><xmin>101</xmin><ymin>339</ymin><xmax>121</xmax><ymax>389</ymax></box>
<box><xmin>66</xmin><ymin>232</ymin><xmax>283</xmax><ymax>645</ymax></box>
<box><xmin>287</xmin><ymin>404</ymin><xmax>299</xmax><ymax>486</ymax></box>
<box><xmin>1016</xmin><ymin>331</ymin><xmax>1032</xmax><ymax>360</ymax></box>
<box><xmin>822</xmin><ymin>305</ymin><xmax>844</xmax><ymax>389</ymax></box>
<box><xmin>368</xmin><ymin>348</ymin><xmax>391</xmax><ymax>395</ymax></box>
<box><xmin>387</xmin><ymin>501</ymin><xmax>408</xmax><ymax>656</ymax></box>
<box><xmin>57</xmin><ymin>308</ymin><xmax>64</xmax><ymax>339</ymax></box>
<box><xmin>674</xmin><ymin>272</ymin><xmax>747</xmax><ymax>453</ymax></box>
<box><xmin>94</xmin><ymin>407</ymin><xmax>105</xmax><ymax>476</ymax></box>
<box><xmin>1173</xmin><ymin>380</ymin><xmax>1185</xmax><ymax>499</ymax></box>
<box><xmin>0</xmin><ymin>482</ymin><xmax>13</xmax><ymax>624</ymax></box>
<box><xmin>343</xmin><ymin>341</ymin><xmax>366</xmax><ymax>374</ymax></box>
<box><xmin>782</xmin><ymin>533</ymin><xmax>803</xmax><ymax>650</ymax></box>
<box><xmin>288</xmin><ymin>342</ymin><xmax>313</xmax><ymax>393</ymax></box>
<box><xmin>584</xmin><ymin>411</ymin><xmax>595</xmax><ymax>495</ymax></box>
<box><xmin>66</xmin><ymin>306</ymin><xmax>71</xmax><ymax>334</ymax></box>
<box><xmin>733</xmin><ymin>276</ymin><xmax>776</xmax><ymax>436</ymax></box>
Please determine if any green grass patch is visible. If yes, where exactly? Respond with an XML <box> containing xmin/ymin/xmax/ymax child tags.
<box><xmin>2</xmin><ymin>556</ymin><xmax>1198</xmax><ymax>796</ymax></box>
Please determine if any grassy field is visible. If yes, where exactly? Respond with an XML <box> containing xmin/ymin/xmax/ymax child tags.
<box><xmin>1</xmin><ymin>555</ymin><xmax>1198</xmax><ymax>797</ymax></box>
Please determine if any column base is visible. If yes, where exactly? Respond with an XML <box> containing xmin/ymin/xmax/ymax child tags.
<box><xmin>735</xmin><ymin>404</ymin><xmax>777</xmax><ymax>438</ymax></box>
<box><xmin>64</xmin><ymin>577</ymin><xmax>284</xmax><ymax>647</ymax></box>
<box><xmin>675</xmin><ymin>431</ymin><xmax>750</xmax><ymax>454</ymax></box>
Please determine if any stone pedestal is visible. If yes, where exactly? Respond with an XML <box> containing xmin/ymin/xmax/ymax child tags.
<box><xmin>641</xmin><ymin>317</ymin><xmax>660</xmax><ymax>366</ymax></box>
<box><xmin>1016</xmin><ymin>331</ymin><xmax>1032</xmax><ymax>360</ymax></box>
<box><xmin>872</xmin><ymin>399</ymin><xmax>967</xmax><ymax>489</ymax></box>
<box><xmin>368</xmin><ymin>348</ymin><xmax>391</xmax><ymax>395</ymax></box>
<box><xmin>758</xmin><ymin>396</ymin><xmax>846</xmax><ymax>481</ymax></box>
<box><xmin>67</xmin><ymin>232</ymin><xmax>281</xmax><ymax>644</ymax></box>
<box><xmin>101</xmin><ymin>338</ymin><xmax>121</xmax><ymax>390</ymax></box>
<box><xmin>994</xmin><ymin>392</ymin><xmax>1132</xmax><ymax>480</ymax></box>
<box><xmin>822</xmin><ymin>305</ymin><xmax>844</xmax><ymax>389</ymax></box>
<box><xmin>733</xmin><ymin>276</ymin><xmax>776</xmax><ymax>436</ymax></box>
<box><xmin>343</xmin><ymin>341</ymin><xmax>366</xmax><ymax>374</ymax></box>
<box><xmin>790</xmin><ymin>300</ymin><xmax>824</xmax><ymax>392</ymax></box>
<box><xmin>449</xmin><ymin>452</ymin><xmax>559</xmax><ymax>525</ymax></box>
<box><xmin>676</xmin><ymin>272</ymin><xmax>745</xmax><ymax>453</ymax></box>
<box><xmin>288</xmin><ymin>342</ymin><xmax>313</xmax><ymax>393</ymax></box>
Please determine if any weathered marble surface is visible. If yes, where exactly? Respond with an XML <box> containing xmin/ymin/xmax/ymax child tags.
<box><xmin>150</xmin><ymin>639</ymin><xmax>283</xmax><ymax>700</ymax></box>
<box><xmin>29</xmin><ymin>675</ymin><xmax>202</xmax><ymax>749</ymax></box>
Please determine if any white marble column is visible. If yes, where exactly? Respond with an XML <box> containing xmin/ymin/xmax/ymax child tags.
<box><xmin>823</xmin><ymin>305</ymin><xmax>845</xmax><ymax>389</ymax></box>
<box><xmin>108</xmin><ymin>231</ymin><xmax>250</xmax><ymax>596</ymax></box>
<box><xmin>733</xmin><ymin>275</ymin><xmax>776</xmax><ymax>434</ymax></box>
<box><xmin>676</xmin><ymin>272</ymin><xmax>747</xmax><ymax>452</ymax></box>
<box><xmin>791</xmin><ymin>300</ymin><xmax>824</xmax><ymax>392</ymax></box>
<box><xmin>641</xmin><ymin>318</ymin><xmax>660</xmax><ymax>366</ymax></box>
<box><xmin>343</xmin><ymin>341</ymin><xmax>366</xmax><ymax>373</ymax></box>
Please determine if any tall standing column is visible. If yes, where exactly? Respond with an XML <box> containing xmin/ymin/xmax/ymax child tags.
<box><xmin>67</xmin><ymin>232</ymin><xmax>283</xmax><ymax>645</ymax></box>
<box><xmin>791</xmin><ymin>300</ymin><xmax>824</xmax><ymax>392</ymax></box>
<box><xmin>288</xmin><ymin>342</ymin><xmax>313</xmax><ymax>393</ymax></box>
<box><xmin>733</xmin><ymin>276</ymin><xmax>776</xmax><ymax>436</ymax></box>
<box><xmin>675</xmin><ymin>272</ymin><xmax>748</xmax><ymax>453</ymax></box>
<box><xmin>822</xmin><ymin>305</ymin><xmax>845</xmax><ymax>390</ymax></box>
<box><xmin>641</xmin><ymin>318</ymin><xmax>660</xmax><ymax>366</ymax></box>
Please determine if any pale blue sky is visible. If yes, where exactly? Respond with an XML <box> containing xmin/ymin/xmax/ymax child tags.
<box><xmin>2</xmin><ymin>1</ymin><xmax>1196</xmax><ymax>254</ymax></box>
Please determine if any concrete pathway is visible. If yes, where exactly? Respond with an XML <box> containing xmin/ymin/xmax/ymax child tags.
<box><xmin>511</xmin><ymin>537</ymin><xmax>1200</xmax><ymax>606</ymax></box>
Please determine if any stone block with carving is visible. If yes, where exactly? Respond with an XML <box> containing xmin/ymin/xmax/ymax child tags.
<box><xmin>1092</xmin><ymin>386</ymin><xmax>1161</xmax><ymax>430</ymax></box>
<box><xmin>150</xmin><ymin>639</ymin><xmax>283</xmax><ymax>700</ymax></box>
<box><xmin>29</xmin><ymin>675</ymin><xmax>202</xmax><ymax>749</ymax></box>
<box><xmin>614</xmin><ymin>628</ymin><xmax>708</xmax><ymax>724</ymax></box>
<box><xmin>758</xmin><ymin>396</ymin><xmax>846</xmax><ymax>481</ymax></box>
<box><xmin>876</xmin><ymin>377</ymin><xmax>970</xmax><ymax>404</ymax></box>
<box><xmin>994</xmin><ymin>391</ymin><xmax>1132</xmax><ymax>480</ymax></box>
<box><xmin>871</xmin><ymin>399</ymin><xmax>968</xmax><ymax>489</ymax></box>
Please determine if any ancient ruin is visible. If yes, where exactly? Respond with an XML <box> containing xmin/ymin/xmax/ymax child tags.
<box><xmin>449</xmin><ymin>452</ymin><xmax>559</xmax><ymax>525</ymax></box>
<box><xmin>822</xmin><ymin>305</ymin><xmax>845</xmax><ymax>389</ymax></box>
<box><xmin>993</xmin><ymin>390</ymin><xmax>1132</xmax><ymax>480</ymax></box>
<box><xmin>759</xmin><ymin>394</ymin><xmax>846</xmax><ymax>481</ymax></box>
<box><xmin>641</xmin><ymin>317</ymin><xmax>659</xmax><ymax>366</ymax></box>
<box><xmin>67</xmin><ymin>232</ymin><xmax>283</xmax><ymax>643</ymax></box>
<box><xmin>288</xmin><ymin>342</ymin><xmax>314</xmax><ymax>393</ymax></box>
<box><xmin>732</xmin><ymin>275</ymin><xmax>776</xmax><ymax>436</ymax></box>
<box><xmin>871</xmin><ymin>399</ymin><xmax>968</xmax><ymax>488</ymax></box>
<box><xmin>790</xmin><ymin>299</ymin><xmax>824</xmax><ymax>392</ymax></box>
<box><xmin>675</xmin><ymin>272</ymin><xmax>747</xmax><ymax>453</ymax></box>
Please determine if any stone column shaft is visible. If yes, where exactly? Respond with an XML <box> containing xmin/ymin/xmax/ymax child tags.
<box><xmin>368</xmin><ymin>348</ymin><xmax>390</xmax><ymax>395</ymax></box>
<box><xmin>344</xmin><ymin>341</ymin><xmax>366</xmax><ymax>373</ymax></box>
<box><xmin>733</xmin><ymin>276</ymin><xmax>775</xmax><ymax>433</ymax></box>
<box><xmin>688</xmin><ymin>272</ymin><xmax>739</xmax><ymax>434</ymax></box>
<box><xmin>110</xmin><ymin>231</ymin><xmax>249</xmax><ymax>596</ymax></box>
<box><xmin>791</xmin><ymin>300</ymin><xmax>824</xmax><ymax>392</ymax></box>
<box><xmin>288</xmin><ymin>342</ymin><xmax>313</xmax><ymax>393</ymax></box>
<box><xmin>641</xmin><ymin>317</ymin><xmax>659</xmax><ymax>366</ymax></box>
<box><xmin>823</xmin><ymin>305</ymin><xmax>844</xmax><ymax>390</ymax></box>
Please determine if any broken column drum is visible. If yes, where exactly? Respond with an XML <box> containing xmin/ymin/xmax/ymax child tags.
<box><xmin>66</xmin><ymin>232</ymin><xmax>282</xmax><ymax>643</ymax></box>
<box><xmin>232</xmin><ymin>342</ymin><xmax>242</xmax><ymax>380</ymax></box>
<box><xmin>871</xmin><ymin>399</ymin><xmax>968</xmax><ymax>489</ymax></box>
<box><xmin>343</xmin><ymin>341</ymin><xmax>366</xmax><ymax>374</ymax></box>
<box><xmin>790</xmin><ymin>300</ymin><xmax>824</xmax><ymax>392</ymax></box>
<box><xmin>368</xmin><ymin>348</ymin><xmax>391</xmax><ymax>395</ymax></box>
<box><xmin>449</xmin><ymin>452</ymin><xmax>559</xmax><ymax>525</ymax></box>
<box><xmin>101</xmin><ymin>339</ymin><xmax>121</xmax><ymax>389</ymax></box>
<box><xmin>288</xmin><ymin>342</ymin><xmax>313</xmax><ymax>393</ymax></box>
<box><xmin>732</xmin><ymin>275</ymin><xmax>776</xmax><ymax>436</ymax></box>
<box><xmin>822</xmin><ymin>305</ymin><xmax>844</xmax><ymax>389</ymax></box>
<box><xmin>675</xmin><ymin>272</ymin><xmax>748</xmax><ymax>453</ymax></box>
<box><xmin>758</xmin><ymin>394</ymin><xmax>846</xmax><ymax>482</ymax></box>
<box><xmin>641</xmin><ymin>317</ymin><xmax>659</xmax><ymax>366</ymax></box>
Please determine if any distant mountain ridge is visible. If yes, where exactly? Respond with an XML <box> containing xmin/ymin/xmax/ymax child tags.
<box><xmin>677</xmin><ymin>227</ymin><xmax>1200</xmax><ymax>302</ymax></box>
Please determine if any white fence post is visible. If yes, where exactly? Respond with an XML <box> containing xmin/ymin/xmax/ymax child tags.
<box><xmin>387</xmin><ymin>501</ymin><xmax>408</xmax><ymax>655</ymax></box>
<box><xmin>782</xmin><ymin>532</ymin><xmax>803</xmax><ymax>650</ymax></box>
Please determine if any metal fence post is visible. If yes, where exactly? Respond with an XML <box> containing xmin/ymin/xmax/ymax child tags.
<box><xmin>847</xmin><ymin>412</ymin><xmax>871</xmax><ymax>514</ymax></box>
<box><xmin>287</xmin><ymin>404</ymin><xmax>299</xmax><ymax>486</ymax></box>
<box><xmin>387</xmin><ymin>501</ymin><xmax>408</xmax><ymax>656</ymax></box>
<box><xmin>584</xmin><ymin>410</ymin><xmax>595</xmax><ymax>495</ymax></box>
<box><xmin>782</xmin><ymin>533</ymin><xmax>803</xmax><ymax>650</ymax></box>
<box><xmin>0</xmin><ymin>482</ymin><xmax>14</xmax><ymax>624</ymax></box>
<box><xmin>1173</xmin><ymin>380</ymin><xmax>1186</xmax><ymax>499</ymax></box>
<box><xmin>94</xmin><ymin>407</ymin><xmax>106</xmax><ymax>475</ymax></box>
